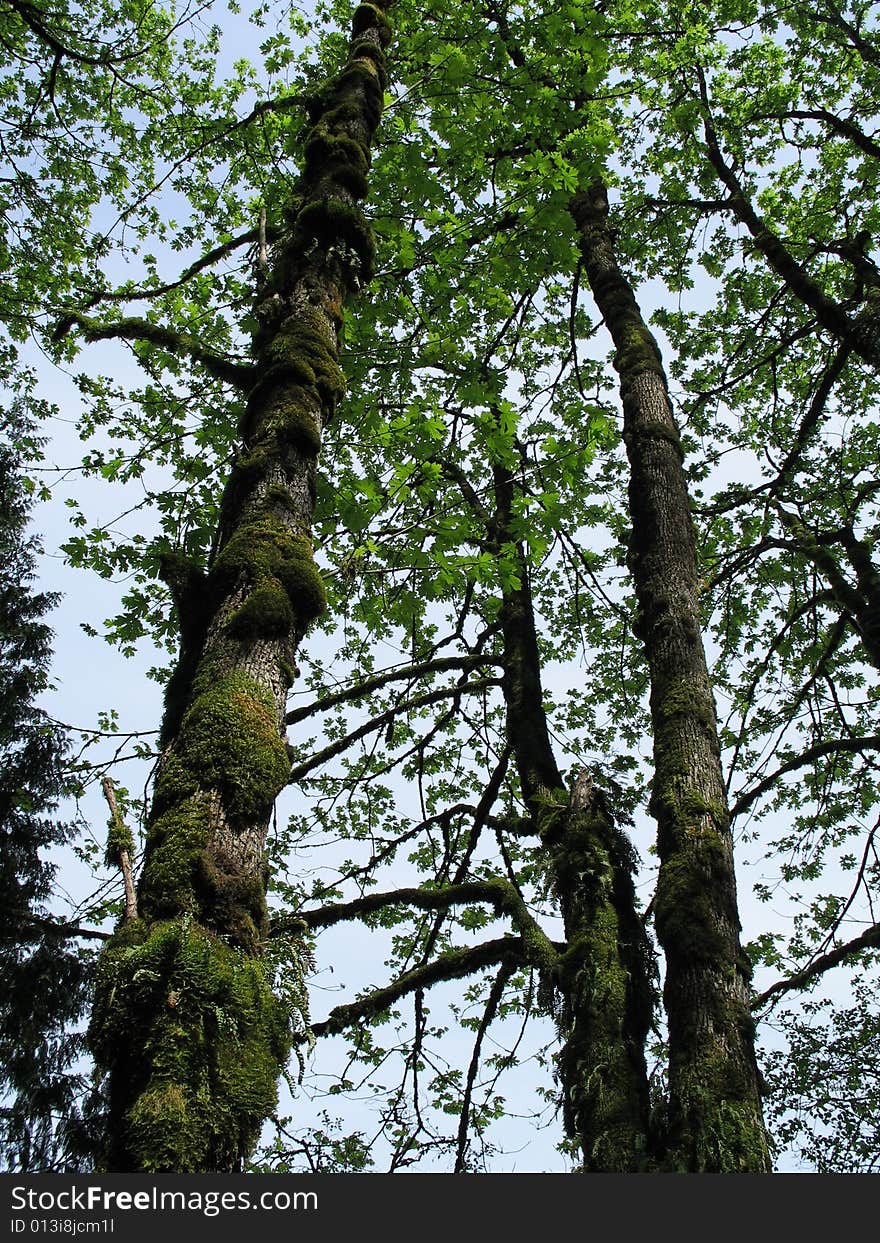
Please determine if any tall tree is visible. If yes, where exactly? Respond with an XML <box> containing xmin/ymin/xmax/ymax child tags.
<box><xmin>571</xmin><ymin>179</ymin><xmax>768</xmax><ymax>1170</ymax></box>
<box><xmin>82</xmin><ymin>0</ymin><xmax>396</xmax><ymax>1172</ymax></box>
<box><xmin>0</xmin><ymin>408</ymin><xmax>91</xmax><ymax>1171</ymax></box>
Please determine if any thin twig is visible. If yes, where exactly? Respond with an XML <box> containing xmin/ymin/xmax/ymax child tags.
<box><xmin>101</xmin><ymin>776</ymin><xmax>137</xmax><ymax>923</ymax></box>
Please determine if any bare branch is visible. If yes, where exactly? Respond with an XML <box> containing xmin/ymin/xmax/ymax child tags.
<box><xmin>753</xmin><ymin>921</ymin><xmax>880</xmax><ymax>1011</ymax></box>
<box><xmin>101</xmin><ymin>776</ymin><xmax>137</xmax><ymax>923</ymax></box>
<box><xmin>454</xmin><ymin>962</ymin><xmax>515</xmax><ymax>1172</ymax></box>
<box><xmin>310</xmin><ymin>937</ymin><xmax>528</xmax><ymax>1037</ymax></box>
<box><xmin>285</xmin><ymin>654</ymin><xmax>500</xmax><ymax>726</ymax></box>
<box><xmin>287</xmin><ymin>678</ymin><xmax>503</xmax><ymax>785</ymax></box>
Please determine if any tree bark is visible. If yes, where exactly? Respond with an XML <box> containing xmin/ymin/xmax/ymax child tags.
<box><xmin>571</xmin><ymin>181</ymin><xmax>771</xmax><ymax>1172</ymax></box>
<box><xmin>492</xmin><ymin>462</ymin><xmax>655</xmax><ymax>1171</ymax></box>
<box><xmin>87</xmin><ymin>1</ymin><xmax>394</xmax><ymax>1173</ymax></box>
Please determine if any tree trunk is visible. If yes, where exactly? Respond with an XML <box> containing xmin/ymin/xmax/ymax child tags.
<box><xmin>87</xmin><ymin>1</ymin><xmax>394</xmax><ymax>1173</ymax></box>
<box><xmin>492</xmin><ymin>462</ymin><xmax>655</xmax><ymax>1171</ymax></box>
<box><xmin>570</xmin><ymin>181</ymin><xmax>771</xmax><ymax>1172</ymax></box>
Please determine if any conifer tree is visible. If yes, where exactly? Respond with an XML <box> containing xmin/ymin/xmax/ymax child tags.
<box><xmin>0</xmin><ymin>410</ymin><xmax>90</xmax><ymax>1171</ymax></box>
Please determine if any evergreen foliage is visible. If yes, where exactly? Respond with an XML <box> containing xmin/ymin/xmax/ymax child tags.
<box><xmin>0</xmin><ymin>411</ymin><xmax>90</xmax><ymax>1172</ymax></box>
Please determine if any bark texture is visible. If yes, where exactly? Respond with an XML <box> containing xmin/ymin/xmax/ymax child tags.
<box><xmin>493</xmin><ymin>464</ymin><xmax>655</xmax><ymax>1171</ymax></box>
<box><xmin>88</xmin><ymin>2</ymin><xmax>394</xmax><ymax>1172</ymax></box>
<box><xmin>571</xmin><ymin>181</ymin><xmax>771</xmax><ymax>1172</ymax></box>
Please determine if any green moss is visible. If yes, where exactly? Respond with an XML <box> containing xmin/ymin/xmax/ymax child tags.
<box><xmin>541</xmin><ymin>798</ymin><xmax>657</xmax><ymax>1170</ymax></box>
<box><xmin>139</xmin><ymin>780</ymin><xmax>272</xmax><ymax>946</ymax></box>
<box><xmin>105</xmin><ymin>813</ymin><xmax>133</xmax><ymax>867</ymax></box>
<box><xmin>138</xmin><ymin>799</ymin><xmax>211</xmax><ymax>917</ymax></box>
<box><xmin>653</xmin><ymin>840</ymin><xmax>732</xmax><ymax>962</ymax></box>
<box><xmin>126</xmin><ymin>1083</ymin><xmax>208</xmax><ymax>1172</ymax></box>
<box><xmin>195</xmin><ymin>851</ymin><xmax>267</xmax><ymax>950</ymax></box>
<box><xmin>157</xmin><ymin>553</ymin><xmax>217</xmax><ymax>748</ymax></box>
<box><xmin>295</xmin><ymin>197</ymin><xmax>376</xmax><ymax>280</ymax></box>
<box><xmin>350</xmin><ymin>39</ymin><xmax>389</xmax><ymax>89</ymax></box>
<box><xmin>623</xmin><ymin>420</ymin><xmax>683</xmax><ymax>459</ymax></box>
<box><xmin>352</xmin><ymin>2</ymin><xmax>393</xmax><ymax>45</ymax></box>
<box><xmin>227</xmin><ymin>582</ymin><xmax>294</xmax><ymax>641</ymax></box>
<box><xmin>677</xmin><ymin>790</ymin><xmax>727</xmax><ymax>821</ymax></box>
<box><xmin>336</xmin><ymin>62</ymin><xmax>384</xmax><ymax>130</ymax></box>
<box><xmin>314</xmin><ymin>98</ymin><xmax>362</xmax><ymax>132</ymax></box>
<box><xmin>260</xmin><ymin>348</ymin><xmax>316</xmax><ymax>387</ymax></box>
<box><xmin>332</xmin><ymin>161</ymin><xmax>371</xmax><ymax>200</ymax></box>
<box><xmin>261</xmin><ymin>318</ymin><xmax>332</xmax><ymax>383</ymax></box>
<box><xmin>662</xmin><ymin>1066</ymin><xmax>771</xmax><ymax>1172</ymax></box>
<box><xmin>213</xmin><ymin>518</ymin><xmax>326</xmax><ymax>628</ymax></box>
<box><xmin>278</xmin><ymin>404</ymin><xmax>323</xmax><ymax>454</ymax></box>
<box><xmin>143</xmin><ymin>668</ymin><xmax>290</xmax><ymax>935</ymax></box>
<box><xmin>174</xmin><ymin>671</ymin><xmax>290</xmax><ymax>824</ymax></box>
<box><xmin>556</xmin><ymin>895</ymin><xmax>653</xmax><ymax>1170</ymax></box>
<box><xmin>553</xmin><ymin>820</ymin><xmax>613</xmax><ymax>889</ymax></box>
<box><xmin>613</xmin><ymin>319</ymin><xmax>666</xmax><ymax>385</ymax></box>
<box><xmin>245</xmin><ymin>394</ymin><xmax>323</xmax><ymax>457</ymax></box>
<box><xmin>304</xmin><ymin>127</ymin><xmax>369</xmax><ymax>175</ymax></box>
<box><xmin>488</xmin><ymin>880</ymin><xmax>558</xmax><ymax>973</ymax></box>
<box><xmin>213</xmin><ymin>446</ymin><xmax>285</xmax><ymax>544</ymax></box>
<box><xmin>89</xmin><ymin>918</ymin><xmax>294</xmax><ymax>1171</ymax></box>
<box><xmin>651</xmin><ymin>780</ymin><xmax>729</xmax><ymax>836</ymax></box>
<box><xmin>531</xmin><ymin>784</ymin><xmax>570</xmax><ymax>843</ymax></box>
<box><xmin>157</xmin><ymin>549</ymin><xmax>204</xmax><ymax>599</ymax></box>
<box><xmin>656</xmin><ymin>675</ymin><xmax>716</xmax><ymax>729</ymax></box>
<box><xmin>251</xmin><ymin>312</ymin><xmax>345</xmax><ymax>416</ymax></box>
<box><xmin>262</xmin><ymin>484</ymin><xmax>300</xmax><ymax>516</ymax></box>
<box><xmin>222</xmin><ymin>445</ymin><xmax>270</xmax><ymax>500</ymax></box>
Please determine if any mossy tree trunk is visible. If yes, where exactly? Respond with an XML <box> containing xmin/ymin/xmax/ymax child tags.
<box><xmin>88</xmin><ymin>2</ymin><xmax>394</xmax><ymax>1173</ymax></box>
<box><xmin>491</xmin><ymin>462</ymin><xmax>655</xmax><ymax>1172</ymax></box>
<box><xmin>570</xmin><ymin>181</ymin><xmax>771</xmax><ymax>1172</ymax></box>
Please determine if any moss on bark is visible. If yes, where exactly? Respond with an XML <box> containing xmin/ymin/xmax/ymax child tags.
<box><xmin>572</xmin><ymin>178</ymin><xmax>771</xmax><ymax>1172</ymax></box>
<box><xmin>543</xmin><ymin>799</ymin><xmax>656</xmax><ymax>1172</ymax></box>
<box><xmin>89</xmin><ymin>1</ymin><xmax>394</xmax><ymax>1172</ymax></box>
<box><xmin>89</xmin><ymin>919</ymin><xmax>291</xmax><ymax>1172</ymax></box>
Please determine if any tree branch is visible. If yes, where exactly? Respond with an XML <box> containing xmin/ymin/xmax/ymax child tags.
<box><xmin>6</xmin><ymin>0</ymin><xmax>146</xmax><ymax>68</ymax></box>
<box><xmin>811</xmin><ymin>4</ymin><xmax>880</xmax><ymax>71</ymax></box>
<box><xmin>53</xmin><ymin>312</ymin><xmax>255</xmax><ymax>388</ymax></box>
<box><xmin>753</xmin><ymin>921</ymin><xmax>880</xmax><ymax>1010</ymax></box>
<box><xmin>85</xmin><ymin>225</ymin><xmax>277</xmax><ymax>309</ymax></box>
<box><xmin>285</xmin><ymin>654</ymin><xmax>500</xmax><ymax>726</ymax></box>
<box><xmin>772</xmin><ymin>504</ymin><xmax>880</xmax><ymax>668</ymax></box>
<box><xmin>697</xmin><ymin>67</ymin><xmax>880</xmax><ymax>371</ymax></box>
<box><xmin>310</xmin><ymin>936</ymin><xmax>528</xmax><ymax>1037</ymax></box>
<box><xmin>644</xmin><ymin>195</ymin><xmax>732</xmax><ymax>214</ymax></box>
<box><xmin>759</xmin><ymin>108</ymin><xmax>880</xmax><ymax>162</ymax></box>
<box><xmin>454</xmin><ymin>961</ymin><xmax>515</xmax><ymax>1172</ymax></box>
<box><xmin>16</xmin><ymin>910</ymin><xmax>110</xmax><ymax>942</ymax></box>
<box><xmin>766</xmin><ymin>344</ymin><xmax>852</xmax><ymax>501</ymax></box>
<box><xmin>294</xmin><ymin>878</ymin><xmax>558</xmax><ymax>969</ymax></box>
<box><xmin>101</xmin><ymin>776</ymin><xmax>137</xmax><ymax>923</ymax></box>
<box><xmin>287</xmin><ymin>678</ymin><xmax>503</xmax><ymax>784</ymax></box>
<box><xmin>731</xmin><ymin>734</ymin><xmax>880</xmax><ymax>820</ymax></box>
